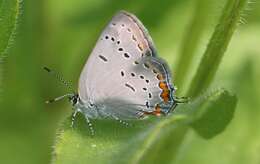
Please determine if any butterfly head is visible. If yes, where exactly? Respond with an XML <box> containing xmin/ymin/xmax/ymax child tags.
<box><xmin>68</xmin><ymin>93</ymin><xmax>79</xmax><ymax>106</ymax></box>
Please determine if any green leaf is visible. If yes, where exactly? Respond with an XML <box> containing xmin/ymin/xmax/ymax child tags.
<box><xmin>187</xmin><ymin>0</ymin><xmax>249</xmax><ymax>97</ymax></box>
<box><xmin>190</xmin><ymin>88</ymin><xmax>237</xmax><ymax>139</ymax></box>
<box><xmin>52</xmin><ymin>89</ymin><xmax>237</xmax><ymax>164</ymax></box>
<box><xmin>0</xmin><ymin>0</ymin><xmax>22</xmax><ymax>57</ymax></box>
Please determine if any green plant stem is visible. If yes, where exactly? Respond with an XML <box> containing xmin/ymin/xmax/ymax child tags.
<box><xmin>187</xmin><ymin>0</ymin><xmax>248</xmax><ymax>98</ymax></box>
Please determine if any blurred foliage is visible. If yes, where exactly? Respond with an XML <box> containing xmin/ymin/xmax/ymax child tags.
<box><xmin>0</xmin><ymin>0</ymin><xmax>21</xmax><ymax>57</ymax></box>
<box><xmin>0</xmin><ymin>0</ymin><xmax>260</xmax><ymax>164</ymax></box>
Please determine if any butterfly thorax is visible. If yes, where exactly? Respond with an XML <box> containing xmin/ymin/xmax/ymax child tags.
<box><xmin>71</xmin><ymin>94</ymin><xmax>102</xmax><ymax>119</ymax></box>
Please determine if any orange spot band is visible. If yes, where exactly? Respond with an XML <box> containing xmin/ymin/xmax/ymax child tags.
<box><xmin>144</xmin><ymin>104</ymin><xmax>162</xmax><ymax>117</ymax></box>
<box><xmin>159</xmin><ymin>82</ymin><xmax>171</xmax><ymax>103</ymax></box>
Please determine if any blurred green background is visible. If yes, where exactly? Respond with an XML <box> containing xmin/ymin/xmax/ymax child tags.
<box><xmin>1</xmin><ymin>0</ymin><xmax>260</xmax><ymax>163</ymax></box>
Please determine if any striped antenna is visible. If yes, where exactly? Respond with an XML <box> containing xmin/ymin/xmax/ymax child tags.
<box><xmin>43</xmin><ymin>66</ymin><xmax>75</xmax><ymax>93</ymax></box>
<box><xmin>43</xmin><ymin>66</ymin><xmax>76</xmax><ymax>104</ymax></box>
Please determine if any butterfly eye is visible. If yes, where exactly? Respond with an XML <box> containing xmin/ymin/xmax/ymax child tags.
<box><xmin>70</xmin><ymin>96</ymin><xmax>78</xmax><ymax>105</ymax></box>
<box><xmin>73</xmin><ymin>98</ymin><xmax>77</xmax><ymax>104</ymax></box>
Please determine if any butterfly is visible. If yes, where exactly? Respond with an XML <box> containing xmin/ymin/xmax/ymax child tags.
<box><xmin>45</xmin><ymin>11</ymin><xmax>187</xmax><ymax>135</ymax></box>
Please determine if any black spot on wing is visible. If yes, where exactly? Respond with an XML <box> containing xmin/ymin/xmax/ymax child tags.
<box><xmin>146</xmin><ymin>101</ymin><xmax>149</xmax><ymax>108</ymax></box>
<box><xmin>98</xmin><ymin>55</ymin><xmax>108</xmax><ymax>62</ymax></box>
<box><xmin>125</xmin><ymin>83</ymin><xmax>135</xmax><ymax>92</ymax></box>
<box><xmin>121</xmin><ymin>71</ymin><xmax>125</xmax><ymax>77</ymax></box>
<box><xmin>124</xmin><ymin>53</ymin><xmax>130</xmax><ymax>58</ymax></box>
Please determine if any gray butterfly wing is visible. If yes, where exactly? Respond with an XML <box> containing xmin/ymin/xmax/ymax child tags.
<box><xmin>78</xmin><ymin>11</ymin><xmax>175</xmax><ymax>119</ymax></box>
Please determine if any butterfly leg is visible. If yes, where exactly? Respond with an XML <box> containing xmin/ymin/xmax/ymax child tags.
<box><xmin>167</xmin><ymin>102</ymin><xmax>178</xmax><ymax>114</ymax></box>
<box><xmin>71</xmin><ymin>108</ymin><xmax>79</xmax><ymax>128</ymax></box>
<box><xmin>84</xmin><ymin>115</ymin><xmax>95</xmax><ymax>136</ymax></box>
<box><xmin>111</xmin><ymin>115</ymin><xmax>131</xmax><ymax>127</ymax></box>
<box><xmin>98</xmin><ymin>108</ymin><xmax>131</xmax><ymax>127</ymax></box>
